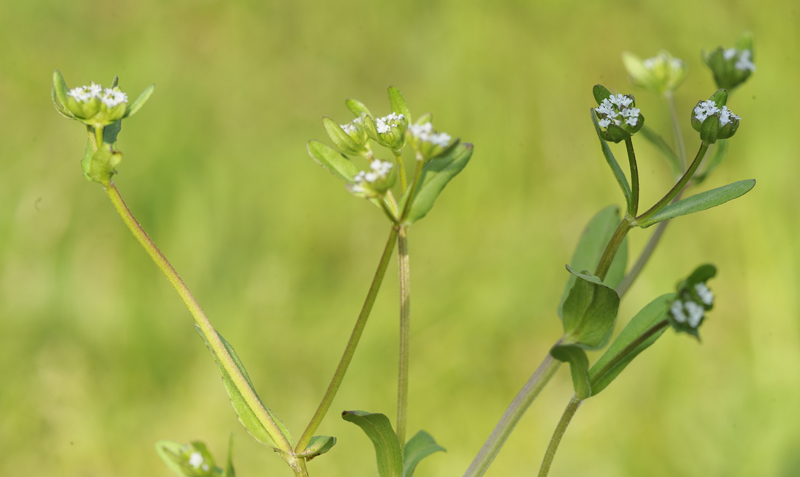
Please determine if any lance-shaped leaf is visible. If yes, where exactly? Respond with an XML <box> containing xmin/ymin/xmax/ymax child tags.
<box><xmin>342</xmin><ymin>411</ymin><xmax>403</xmax><ymax>477</ymax></box>
<box><xmin>123</xmin><ymin>83</ymin><xmax>156</xmax><ymax>119</ymax></box>
<box><xmin>399</xmin><ymin>143</ymin><xmax>473</xmax><ymax>224</ymax></box>
<box><xmin>550</xmin><ymin>344</ymin><xmax>591</xmax><ymax>399</ymax></box>
<box><xmin>590</xmin><ymin>109</ymin><xmax>632</xmax><ymax>208</ymax></box>
<box><xmin>346</xmin><ymin>98</ymin><xmax>372</xmax><ymax>117</ymax></box>
<box><xmin>297</xmin><ymin>436</ymin><xmax>337</xmax><ymax>461</ymax></box>
<box><xmin>637</xmin><ymin>179</ymin><xmax>755</xmax><ymax>228</ymax></box>
<box><xmin>558</xmin><ymin>205</ymin><xmax>628</xmax><ymax>317</ymax></box>
<box><xmin>223</xmin><ymin>435</ymin><xmax>236</xmax><ymax>477</ymax></box>
<box><xmin>588</xmin><ymin>293</ymin><xmax>675</xmax><ymax>396</ymax></box>
<box><xmin>307</xmin><ymin>140</ymin><xmax>360</xmax><ymax>182</ymax></box>
<box><xmin>51</xmin><ymin>70</ymin><xmax>73</xmax><ymax>119</ymax></box>
<box><xmin>561</xmin><ymin>266</ymin><xmax>620</xmax><ymax>350</ymax></box>
<box><xmin>403</xmin><ymin>431</ymin><xmax>446</xmax><ymax>477</ymax></box>
<box><xmin>700</xmin><ymin>114</ymin><xmax>720</xmax><ymax>144</ymax></box>
<box><xmin>322</xmin><ymin>116</ymin><xmax>366</xmax><ymax>155</ymax></box>
<box><xmin>195</xmin><ymin>326</ymin><xmax>292</xmax><ymax>450</ymax></box>
<box><xmin>388</xmin><ymin>86</ymin><xmax>411</xmax><ymax>122</ymax></box>
<box><xmin>639</xmin><ymin>125</ymin><xmax>682</xmax><ymax>177</ymax></box>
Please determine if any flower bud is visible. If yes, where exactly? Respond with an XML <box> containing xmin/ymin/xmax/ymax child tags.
<box><xmin>592</xmin><ymin>85</ymin><xmax>645</xmax><ymax>143</ymax></box>
<box><xmin>407</xmin><ymin>118</ymin><xmax>458</xmax><ymax>161</ymax></box>
<box><xmin>346</xmin><ymin>159</ymin><xmax>396</xmax><ymax>199</ymax></box>
<box><xmin>323</xmin><ymin>116</ymin><xmax>370</xmax><ymax>156</ymax></box>
<box><xmin>622</xmin><ymin>51</ymin><xmax>687</xmax><ymax>94</ymax></box>
<box><xmin>690</xmin><ymin>89</ymin><xmax>740</xmax><ymax>144</ymax></box>
<box><xmin>703</xmin><ymin>32</ymin><xmax>755</xmax><ymax>91</ymax></box>
<box><xmin>363</xmin><ymin>112</ymin><xmax>408</xmax><ymax>153</ymax></box>
<box><xmin>669</xmin><ymin>264</ymin><xmax>716</xmax><ymax>338</ymax></box>
<box><xmin>155</xmin><ymin>440</ymin><xmax>217</xmax><ymax>477</ymax></box>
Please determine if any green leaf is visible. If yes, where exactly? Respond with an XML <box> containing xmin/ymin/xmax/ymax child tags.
<box><xmin>297</xmin><ymin>436</ymin><xmax>337</xmax><ymax>461</ymax></box>
<box><xmin>590</xmin><ymin>109</ymin><xmax>632</xmax><ymax>207</ymax></box>
<box><xmin>123</xmin><ymin>84</ymin><xmax>155</xmax><ymax>118</ymax></box>
<box><xmin>110</xmin><ymin>75</ymin><xmax>119</xmax><ymax>88</ymax></box>
<box><xmin>388</xmin><ymin>86</ymin><xmax>411</xmax><ymax>121</ymax></box>
<box><xmin>677</xmin><ymin>264</ymin><xmax>717</xmax><ymax>294</ymax></box>
<box><xmin>103</xmin><ymin>120</ymin><xmax>122</xmax><ymax>146</ymax></box>
<box><xmin>561</xmin><ymin>266</ymin><xmax>620</xmax><ymax>350</ymax></box>
<box><xmin>154</xmin><ymin>440</ymin><xmax>217</xmax><ymax>477</ymax></box>
<box><xmin>709</xmin><ymin>89</ymin><xmax>728</xmax><ymax>108</ymax></box>
<box><xmin>637</xmin><ymin>179</ymin><xmax>756</xmax><ymax>228</ymax></box>
<box><xmin>346</xmin><ymin>98</ymin><xmax>371</xmax><ymax>117</ymax></box>
<box><xmin>403</xmin><ymin>430</ymin><xmax>446</xmax><ymax>477</ymax></box>
<box><xmin>693</xmin><ymin>139</ymin><xmax>729</xmax><ymax>185</ymax></box>
<box><xmin>639</xmin><ymin>125</ymin><xmax>682</xmax><ymax>177</ymax></box>
<box><xmin>307</xmin><ymin>140</ymin><xmax>360</xmax><ymax>182</ymax></box>
<box><xmin>156</xmin><ymin>440</ymin><xmax>191</xmax><ymax>477</ymax></box>
<box><xmin>84</xmin><ymin>144</ymin><xmax>122</xmax><ymax>184</ymax></box>
<box><xmin>588</xmin><ymin>293</ymin><xmax>675</xmax><ymax>396</ymax></box>
<box><xmin>700</xmin><ymin>114</ymin><xmax>719</xmax><ymax>144</ymax></box>
<box><xmin>195</xmin><ymin>325</ymin><xmax>291</xmax><ymax>450</ymax></box>
<box><xmin>323</xmin><ymin>116</ymin><xmax>365</xmax><ymax>155</ymax></box>
<box><xmin>342</xmin><ymin>411</ymin><xmax>403</xmax><ymax>477</ymax></box>
<box><xmin>51</xmin><ymin>70</ymin><xmax>73</xmax><ymax>119</ymax></box>
<box><xmin>222</xmin><ymin>435</ymin><xmax>236</xmax><ymax>477</ymax></box>
<box><xmin>558</xmin><ymin>206</ymin><xmax>628</xmax><ymax>317</ymax></box>
<box><xmin>400</xmin><ymin>143</ymin><xmax>473</xmax><ymax>224</ymax></box>
<box><xmin>593</xmin><ymin>84</ymin><xmax>612</xmax><ymax>104</ymax></box>
<box><xmin>550</xmin><ymin>344</ymin><xmax>591</xmax><ymax>399</ymax></box>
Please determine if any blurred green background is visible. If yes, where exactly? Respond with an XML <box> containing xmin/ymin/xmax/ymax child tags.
<box><xmin>1</xmin><ymin>0</ymin><xmax>799</xmax><ymax>475</ymax></box>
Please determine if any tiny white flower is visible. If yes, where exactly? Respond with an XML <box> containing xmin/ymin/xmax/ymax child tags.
<box><xmin>341</xmin><ymin>123</ymin><xmax>357</xmax><ymax>134</ymax></box>
<box><xmin>598</xmin><ymin>118</ymin><xmax>611</xmax><ymax>128</ymax></box>
<box><xmin>671</xmin><ymin>300</ymin><xmax>687</xmax><ymax>323</ymax></box>
<box><xmin>685</xmin><ymin>301</ymin><xmax>704</xmax><ymax>328</ymax></box>
<box><xmin>365</xmin><ymin>172</ymin><xmax>377</xmax><ymax>182</ymax></box>
<box><xmin>735</xmin><ymin>50</ymin><xmax>756</xmax><ymax>72</ymax></box>
<box><xmin>695</xmin><ymin>283</ymin><xmax>714</xmax><ymax>306</ymax></box>
<box><xmin>202</xmin><ymin>464</ymin><xmax>210</xmax><ymax>472</ymax></box>
<box><xmin>723</xmin><ymin>48</ymin><xmax>737</xmax><ymax>60</ymax></box>
<box><xmin>625</xmin><ymin>116</ymin><xmax>638</xmax><ymax>127</ymax></box>
<box><xmin>643</xmin><ymin>58</ymin><xmax>656</xmax><ymax>70</ymax></box>
<box><xmin>376</xmin><ymin>113</ymin><xmax>404</xmax><ymax>134</ymax></box>
<box><xmin>188</xmin><ymin>452</ymin><xmax>204</xmax><ymax>469</ymax></box>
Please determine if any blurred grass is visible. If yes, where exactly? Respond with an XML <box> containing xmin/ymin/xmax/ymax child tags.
<box><xmin>1</xmin><ymin>0</ymin><xmax>800</xmax><ymax>476</ymax></box>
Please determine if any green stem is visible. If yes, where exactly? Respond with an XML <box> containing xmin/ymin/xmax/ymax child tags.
<box><xmin>624</xmin><ymin>138</ymin><xmax>639</xmax><ymax>217</ymax></box>
<box><xmin>396</xmin><ymin>226</ymin><xmax>411</xmax><ymax>446</ymax></box>
<box><xmin>395</xmin><ymin>152</ymin><xmax>408</xmax><ymax>191</ymax></box>
<box><xmin>296</xmin><ymin>226</ymin><xmax>400</xmax><ymax>453</ymax></box>
<box><xmin>462</xmin><ymin>354</ymin><xmax>562</xmax><ymax>477</ymax></box>
<box><xmin>594</xmin><ymin>215</ymin><xmax>634</xmax><ymax>281</ymax></box>
<box><xmin>664</xmin><ymin>92</ymin><xmax>687</xmax><ymax>171</ymax></box>
<box><xmin>537</xmin><ymin>397</ymin><xmax>582</xmax><ymax>477</ymax></box>
<box><xmin>104</xmin><ymin>183</ymin><xmax>294</xmax><ymax>457</ymax></box>
<box><xmin>400</xmin><ymin>156</ymin><xmax>425</xmax><ymax>223</ymax></box>
<box><xmin>637</xmin><ymin>143</ymin><xmax>709</xmax><ymax>224</ymax></box>
<box><xmin>589</xmin><ymin>320</ymin><xmax>669</xmax><ymax>386</ymax></box>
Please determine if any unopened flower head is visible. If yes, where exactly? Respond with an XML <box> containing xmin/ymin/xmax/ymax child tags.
<box><xmin>670</xmin><ymin>298</ymin><xmax>705</xmax><ymax>329</ymax></box>
<box><xmin>365</xmin><ymin>112</ymin><xmax>408</xmax><ymax>151</ymax></box>
<box><xmin>60</xmin><ymin>80</ymin><xmax>130</xmax><ymax>126</ymax></box>
<box><xmin>348</xmin><ymin>159</ymin><xmax>395</xmax><ymax>198</ymax></box>
<box><xmin>704</xmin><ymin>32</ymin><xmax>755</xmax><ymax>90</ymax></box>
<box><xmin>691</xmin><ymin>90</ymin><xmax>740</xmax><ymax>143</ymax></box>
<box><xmin>188</xmin><ymin>452</ymin><xmax>204</xmax><ymax>469</ymax></box>
<box><xmin>376</xmin><ymin>113</ymin><xmax>404</xmax><ymax>134</ymax></box>
<box><xmin>407</xmin><ymin>121</ymin><xmax>455</xmax><ymax>160</ymax></box>
<box><xmin>593</xmin><ymin>86</ymin><xmax>644</xmax><ymax>142</ymax></box>
<box><xmin>622</xmin><ymin>50</ymin><xmax>687</xmax><ymax>94</ymax></box>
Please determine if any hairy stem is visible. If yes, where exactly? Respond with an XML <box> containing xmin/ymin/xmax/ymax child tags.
<box><xmin>537</xmin><ymin>397</ymin><xmax>582</xmax><ymax>477</ymax></box>
<box><xmin>296</xmin><ymin>226</ymin><xmax>400</xmax><ymax>453</ymax></box>
<box><xmin>104</xmin><ymin>183</ymin><xmax>293</xmax><ymax>456</ymax></box>
<box><xmin>396</xmin><ymin>226</ymin><xmax>411</xmax><ymax>445</ymax></box>
<box><xmin>462</xmin><ymin>354</ymin><xmax>562</xmax><ymax>477</ymax></box>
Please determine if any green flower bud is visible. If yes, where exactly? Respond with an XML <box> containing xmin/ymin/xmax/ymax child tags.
<box><xmin>669</xmin><ymin>264</ymin><xmax>716</xmax><ymax>339</ymax></box>
<box><xmin>703</xmin><ymin>32</ymin><xmax>755</xmax><ymax>91</ymax></box>
<box><xmin>592</xmin><ymin>85</ymin><xmax>645</xmax><ymax>143</ymax></box>
<box><xmin>363</xmin><ymin>112</ymin><xmax>408</xmax><ymax>153</ymax></box>
<box><xmin>51</xmin><ymin>70</ymin><xmax>155</xmax><ymax>130</ymax></box>
<box><xmin>322</xmin><ymin>116</ymin><xmax>370</xmax><ymax>156</ymax></box>
<box><xmin>407</xmin><ymin>117</ymin><xmax>458</xmax><ymax>161</ymax></box>
<box><xmin>155</xmin><ymin>440</ymin><xmax>217</xmax><ymax>477</ymax></box>
<box><xmin>622</xmin><ymin>50</ymin><xmax>688</xmax><ymax>94</ymax></box>
<box><xmin>690</xmin><ymin>89</ymin><xmax>740</xmax><ymax>144</ymax></box>
<box><xmin>346</xmin><ymin>159</ymin><xmax>396</xmax><ymax>199</ymax></box>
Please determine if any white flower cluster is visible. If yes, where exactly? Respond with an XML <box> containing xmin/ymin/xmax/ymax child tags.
<box><xmin>595</xmin><ymin>95</ymin><xmax>640</xmax><ymax>129</ymax></box>
<box><xmin>408</xmin><ymin>122</ymin><xmax>451</xmax><ymax>147</ymax></box>
<box><xmin>376</xmin><ymin>113</ymin><xmax>405</xmax><ymax>134</ymax></box>
<box><xmin>188</xmin><ymin>451</ymin><xmax>210</xmax><ymax>472</ymax></box>
<box><xmin>670</xmin><ymin>283</ymin><xmax>714</xmax><ymax>328</ymax></box>
<box><xmin>341</xmin><ymin>117</ymin><xmax>362</xmax><ymax>135</ymax></box>
<box><xmin>723</xmin><ymin>48</ymin><xmax>756</xmax><ymax>72</ymax></box>
<box><xmin>353</xmin><ymin>159</ymin><xmax>393</xmax><ymax>187</ymax></box>
<box><xmin>643</xmin><ymin>55</ymin><xmax>683</xmax><ymax>71</ymax></box>
<box><xmin>68</xmin><ymin>83</ymin><xmax>128</xmax><ymax>108</ymax></box>
<box><xmin>694</xmin><ymin>100</ymin><xmax>740</xmax><ymax>126</ymax></box>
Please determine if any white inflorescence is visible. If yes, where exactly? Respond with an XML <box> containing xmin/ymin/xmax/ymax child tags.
<box><xmin>671</xmin><ymin>300</ymin><xmax>688</xmax><ymax>324</ymax></box>
<box><xmin>376</xmin><ymin>113</ymin><xmax>404</xmax><ymax>134</ymax></box>
<box><xmin>595</xmin><ymin>94</ymin><xmax>639</xmax><ymax>129</ymax></box>
<box><xmin>735</xmin><ymin>49</ymin><xmax>756</xmax><ymax>72</ymax></box>
<box><xmin>188</xmin><ymin>452</ymin><xmax>204</xmax><ymax>469</ymax></box>
<box><xmin>352</xmin><ymin>160</ymin><xmax>393</xmax><ymax>192</ymax></box>
<box><xmin>408</xmin><ymin>122</ymin><xmax>452</xmax><ymax>147</ymax></box>
<box><xmin>684</xmin><ymin>301</ymin><xmax>704</xmax><ymax>328</ymax></box>
<box><xmin>694</xmin><ymin>100</ymin><xmax>740</xmax><ymax>125</ymax></box>
<box><xmin>67</xmin><ymin>83</ymin><xmax>128</xmax><ymax>108</ymax></box>
<box><xmin>340</xmin><ymin>117</ymin><xmax>362</xmax><ymax>135</ymax></box>
<box><xmin>695</xmin><ymin>283</ymin><xmax>714</xmax><ymax>306</ymax></box>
